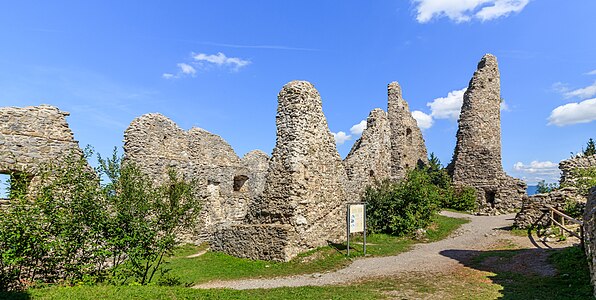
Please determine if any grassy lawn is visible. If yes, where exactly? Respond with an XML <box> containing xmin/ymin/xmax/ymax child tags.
<box><xmin>12</xmin><ymin>214</ymin><xmax>469</xmax><ymax>299</ymax></box>
<box><xmin>7</xmin><ymin>214</ymin><xmax>592</xmax><ymax>300</ymax></box>
<box><xmin>13</xmin><ymin>245</ymin><xmax>591</xmax><ymax>300</ymax></box>
<box><xmin>21</xmin><ymin>285</ymin><xmax>379</xmax><ymax>300</ymax></box>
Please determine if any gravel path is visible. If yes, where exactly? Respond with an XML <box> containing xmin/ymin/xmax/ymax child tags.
<box><xmin>194</xmin><ymin>211</ymin><xmax>530</xmax><ymax>290</ymax></box>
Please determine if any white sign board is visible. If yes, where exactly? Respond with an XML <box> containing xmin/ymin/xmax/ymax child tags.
<box><xmin>349</xmin><ymin>204</ymin><xmax>365</xmax><ymax>233</ymax></box>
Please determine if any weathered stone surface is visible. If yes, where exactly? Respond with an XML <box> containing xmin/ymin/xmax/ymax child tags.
<box><xmin>447</xmin><ymin>54</ymin><xmax>526</xmax><ymax>215</ymax></box>
<box><xmin>387</xmin><ymin>82</ymin><xmax>428</xmax><ymax>180</ymax></box>
<box><xmin>583</xmin><ymin>187</ymin><xmax>596</xmax><ymax>298</ymax></box>
<box><xmin>212</xmin><ymin>224</ymin><xmax>295</xmax><ymax>261</ymax></box>
<box><xmin>560</xmin><ymin>154</ymin><xmax>596</xmax><ymax>187</ymax></box>
<box><xmin>514</xmin><ymin>187</ymin><xmax>584</xmax><ymax>228</ymax></box>
<box><xmin>514</xmin><ymin>154</ymin><xmax>596</xmax><ymax>228</ymax></box>
<box><xmin>343</xmin><ymin>108</ymin><xmax>392</xmax><ymax>201</ymax></box>
<box><xmin>124</xmin><ymin>113</ymin><xmax>253</xmax><ymax>242</ymax></box>
<box><xmin>241</xmin><ymin>150</ymin><xmax>269</xmax><ymax>199</ymax></box>
<box><xmin>0</xmin><ymin>105</ymin><xmax>82</xmax><ymax>197</ymax></box>
<box><xmin>213</xmin><ymin>80</ymin><xmax>349</xmax><ymax>261</ymax></box>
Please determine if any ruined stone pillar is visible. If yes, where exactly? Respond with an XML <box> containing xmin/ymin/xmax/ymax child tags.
<box><xmin>387</xmin><ymin>82</ymin><xmax>428</xmax><ymax>180</ymax></box>
<box><xmin>213</xmin><ymin>81</ymin><xmax>349</xmax><ymax>261</ymax></box>
<box><xmin>343</xmin><ymin>108</ymin><xmax>392</xmax><ymax>201</ymax></box>
<box><xmin>447</xmin><ymin>54</ymin><xmax>526</xmax><ymax>214</ymax></box>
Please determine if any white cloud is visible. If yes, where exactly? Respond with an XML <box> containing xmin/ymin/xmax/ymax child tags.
<box><xmin>513</xmin><ymin>160</ymin><xmax>560</xmax><ymax>185</ymax></box>
<box><xmin>475</xmin><ymin>0</ymin><xmax>529</xmax><ymax>21</ymax></box>
<box><xmin>350</xmin><ymin>120</ymin><xmax>367</xmax><ymax>135</ymax></box>
<box><xmin>513</xmin><ymin>161</ymin><xmax>558</xmax><ymax>173</ymax></box>
<box><xmin>413</xmin><ymin>0</ymin><xmax>529</xmax><ymax>23</ymax></box>
<box><xmin>427</xmin><ymin>88</ymin><xmax>466</xmax><ymax>120</ymax></box>
<box><xmin>411</xmin><ymin>110</ymin><xmax>434</xmax><ymax>130</ymax></box>
<box><xmin>586</xmin><ymin>70</ymin><xmax>596</xmax><ymax>76</ymax></box>
<box><xmin>193</xmin><ymin>52</ymin><xmax>251</xmax><ymax>71</ymax></box>
<box><xmin>331</xmin><ymin>131</ymin><xmax>352</xmax><ymax>145</ymax></box>
<box><xmin>563</xmin><ymin>81</ymin><xmax>596</xmax><ymax>99</ymax></box>
<box><xmin>177</xmin><ymin>63</ymin><xmax>196</xmax><ymax>75</ymax></box>
<box><xmin>162</xmin><ymin>73</ymin><xmax>175</xmax><ymax>79</ymax></box>
<box><xmin>548</xmin><ymin>98</ymin><xmax>596</xmax><ymax>126</ymax></box>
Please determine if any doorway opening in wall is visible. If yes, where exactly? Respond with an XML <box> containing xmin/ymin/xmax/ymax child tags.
<box><xmin>485</xmin><ymin>190</ymin><xmax>496</xmax><ymax>209</ymax></box>
<box><xmin>0</xmin><ymin>173</ymin><xmax>10</xmax><ymax>199</ymax></box>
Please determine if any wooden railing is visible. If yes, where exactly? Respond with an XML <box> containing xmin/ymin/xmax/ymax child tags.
<box><xmin>545</xmin><ymin>205</ymin><xmax>583</xmax><ymax>241</ymax></box>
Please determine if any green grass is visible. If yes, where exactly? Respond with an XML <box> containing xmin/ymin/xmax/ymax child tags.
<box><xmin>18</xmin><ymin>284</ymin><xmax>380</xmax><ymax>300</ymax></box>
<box><xmin>15</xmin><ymin>214</ymin><xmax>469</xmax><ymax>299</ymax></box>
<box><xmin>468</xmin><ymin>246</ymin><xmax>593</xmax><ymax>299</ymax></box>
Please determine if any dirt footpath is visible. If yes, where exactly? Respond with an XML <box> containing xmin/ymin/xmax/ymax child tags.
<box><xmin>194</xmin><ymin>211</ymin><xmax>574</xmax><ymax>290</ymax></box>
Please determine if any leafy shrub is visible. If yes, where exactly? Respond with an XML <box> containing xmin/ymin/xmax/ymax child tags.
<box><xmin>420</xmin><ymin>153</ymin><xmax>477</xmax><ymax>212</ymax></box>
<box><xmin>446</xmin><ymin>186</ymin><xmax>477</xmax><ymax>212</ymax></box>
<box><xmin>0</xmin><ymin>147</ymin><xmax>202</xmax><ymax>291</ymax></box>
<box><xmin>364</xmin><ymin>168</ymin><xmax>441</xmax><ymax>236</ymax></box>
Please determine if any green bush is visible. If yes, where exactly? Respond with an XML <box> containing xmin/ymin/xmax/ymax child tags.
<box><xmin>445</xmin><ymin>186</ymin><xmax>477</xmax><ymax>212</ymax></box>
<box><xmin>364</xmin><ymin>168</ymin><xmax>441</xmax><ymax>236</ymax></box>
<box><xmin>420</xmin><ymin>153</ymin><xmax>477</xmax><ymax>212</ymax></box>
<box><xmin>0</xmin><ymin>147</ymin><xmax>202</xmax><ymax>291</ymax></box>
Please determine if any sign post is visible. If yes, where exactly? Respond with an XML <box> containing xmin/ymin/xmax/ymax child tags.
<box><xmin>346</xmin><ymin>202</ymin><xmax>367</xmax><ymax>256</ymax></box>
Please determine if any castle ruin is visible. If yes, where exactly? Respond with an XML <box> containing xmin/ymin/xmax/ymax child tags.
<box><xmin>447</xmin><ymin>54</ymin><xmax>526</xmax><ymax>215</ymax></box>
<box><xmin>0</xmin><ymin>54</ymin><xmax>532</xmax><ymax>261</ymax></box>
<box><xmin>0</xmin><ymin>105</ymin><xmax>83</xmax><ymax>203</ymax></box>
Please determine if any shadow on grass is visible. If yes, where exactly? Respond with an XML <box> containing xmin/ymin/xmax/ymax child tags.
<box><xmin>0</xmin><ymin>291</ymin><xmax>31</xmax><ymax>299</ymax></box>
<box><xmin>440</xmin><ymin>246</ymin><xmax>592</xmax><ymax>299</ymax></box>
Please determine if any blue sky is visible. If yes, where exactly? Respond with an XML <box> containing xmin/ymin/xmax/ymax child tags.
<box><xmin>0</xmin><ymin>1</ymin><xmax>595</xmax><ymax>185</ymax></box>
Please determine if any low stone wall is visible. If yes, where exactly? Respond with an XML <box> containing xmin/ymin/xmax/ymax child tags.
<box><xmin>582</xmin><ymin>187</ymin><xmax>596</xmax><ymax>298</ymax></box>
<box><xmin>212</xmin><ymin>224</ymin><xmax>296</xmax><ymax>262</ymax></box>
<box><xmin>514</xmin><ymin>187</ymin><xmax>584</xmax><ymax>228</ymax></box>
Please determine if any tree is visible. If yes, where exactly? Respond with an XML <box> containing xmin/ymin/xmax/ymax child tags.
<box><xmin>584</xmin><ymin>138</ymin><xmax>596</xmax><ymax>156</ymax></box>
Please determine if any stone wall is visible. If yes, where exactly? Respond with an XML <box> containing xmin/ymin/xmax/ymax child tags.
<box><xmin>560</xmin><ymin>154</ymin><xmax>596</xmax><ymax>187</ymax></box>
<box><xmin>212</xmin><ymin>81</ymin><xmax>349</xmax><ymax>261</ymax></box>
<box><xmin>343</xmin><ymin>108</ymin><xmax>392</xmax><ymax>201</ymax></box>
<box><xmin>0</xmin><ymin>105</ymin><xmax>82</xmax><ymax>202</ymax></box>
<box><xmin>124</xmin><ymin>113</ymin><xmax>254</xmax><ymax>242</ymax></box>
<box><xmin>514</xmin><ymin>187</ymin><xmax>584</xmax><ymax>228</ymax></box>
<box><xmin>583</xmin><ymin>187</ymin><xmax>596</xmax><ymax>298</ymax></box>
<box><xmin>447</xmin><ymin>54</ymin><xmax>526</xmax><ymax>215</ymax></box>
<box><xmin>387</xmin><ymin>82</ymin><xmax>428</xmax><ymax>180</ymax></box>
<box><xmin>241</xmin><ymin>150</ymin><xmax>269</xmax><ymax>199</ymax></box>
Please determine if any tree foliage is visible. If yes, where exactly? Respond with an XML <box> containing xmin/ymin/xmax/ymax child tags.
<box><xmin>364</xmin><ymin>153</ymin><xmax>477</xmax><ymax>236</ymax></box>
<box><xmin>584</xmin><ymin>138</ymin><xmax>596</xmax><ymax>156</ymax></box>
<box><xmin>536</xmin><ymin>180</ymin><xmax>558</xmax><ymax>194</ymax></box>
<box><xmin>0</xmin><ymin>147</ymin><xmax>202</xmax><ymax>291</ymax></box>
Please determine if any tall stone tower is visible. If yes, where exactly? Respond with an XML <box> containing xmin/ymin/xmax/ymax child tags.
<box><xmin>387</xmin><ymin>82</ymin><xmax>428</xmax><ymax>180</ymax></box>
<box><xmin>213</xmin><ymin>81</ymin><xmax>348</xmax><ymax>261</ymax></box>
<box><xmin>448</xmin><ymin>54</ymin><xmax>526</xmax><ymax>215</ymax></box>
